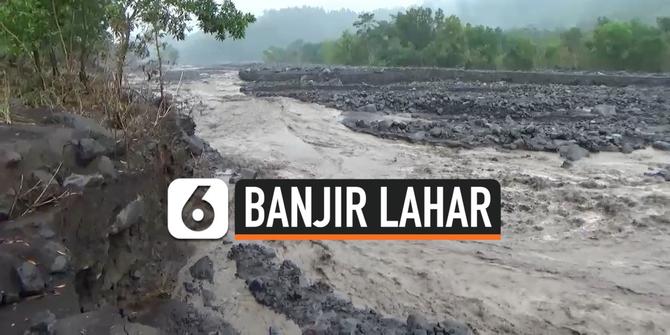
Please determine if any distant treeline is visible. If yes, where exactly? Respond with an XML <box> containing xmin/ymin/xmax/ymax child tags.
<box><xmin>425</xmin><ymin>0</ymin><xmax>670</xmax><ymax>30</ymax></box>
<box><xmin>263</xmin><ymin>8</ymin><xmax>670</xmax><ymax>72</ymax></box>
<box><xmin>170</xmin><ymin>7</ymin><xmax>396</xmax><ymax>64</ymax></box>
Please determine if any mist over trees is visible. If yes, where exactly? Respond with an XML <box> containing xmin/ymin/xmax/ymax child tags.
<box><xmin>171</xmin><ymin>7</ymin><xmax>395</xmax><ymax>65</ymax></box>
<box><xmin>172</xmin><ymin>0</ymin><xmax>670</xmax><ymax>65</ymax></box>
<box><xmin>264</xmin><ymin>7</ymin><xmax>670</xmax><ymax>72</ymax></box>
<box><xmin>424</xmin><ymin>0</ymin><xmax>670</xmax><ymax>29</ymax></box>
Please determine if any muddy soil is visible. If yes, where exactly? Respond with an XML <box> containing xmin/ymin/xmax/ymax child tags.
<box><xmin>169</xmin><ymin>67</ymin><xmax>670</xmax><ymax>335</ymax></box>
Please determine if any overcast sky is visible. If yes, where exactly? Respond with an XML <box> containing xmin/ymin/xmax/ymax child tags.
<box><xmin>233</xmin><ymin>0</ymin><xmax>422</xmax><ymax>14</ymax></box>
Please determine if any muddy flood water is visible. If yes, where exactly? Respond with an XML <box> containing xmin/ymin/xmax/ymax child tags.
<box><xmin>168</xmin><ymin>68</ymin><xmax>670</xmax><ymax>335</ymax></box>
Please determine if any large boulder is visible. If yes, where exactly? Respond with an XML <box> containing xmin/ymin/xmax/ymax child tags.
<box><xmin>176</xmin><ymin>114</ymin><xmax>196</xmax><ymax>136</ymax></box>
<box><xmin>0</xmin><ymin>149</ymin><xmax>22</xmax><ymax>168</ymax></box>
<box><xmin>189</xmin><ymin>256</ymin><xmax>214</xmax><ymax>283</ymax></box>
<box><xmin>90</xmin><ymin>156</ymin><xmax>118</xmax><ymax>180</ymax></box>
<box><xmin>652</xmin><ymin>141</ymin><xmax>670</xmax><ymax>151</ymax></box>
<box><xmin>50</xmin><ymin>256</ymin><xmax>68</xmax><ymax>274</ymax></box>
<box><xmin>429</xmin><ymin>127</ymin><xmax>444</xmax><ymax>138</ymax></box>
<box><xmin>42</xmin><ymin>241</ymin><xmax>71</xmax><ymax>274</ymax></box>
<box><xmin>559</xmin><ymin>144</ymin><xmax>590</xmax><ymax>162</ymax></box>
<box><xmin>434</xmin><ymin>318</ymin><xmax>473</xmax><ymax>335</ymax></box>
<box><xmin>183</xmin><ymin>134</ymin><xmax>206</xmax><ymax>156</ymax></box>
<box><xmin>525</xmin><ymin>136</ymin><xmax>551</xmax><ymax>151</ymax></box>
<box><xmin>15</xmin><ymin>261</ymin><xmax>46</xmax><ymax>296</ymax></box>
<box><xmin>378</xmin><ymin>119</ymin><xmax>394</xmax><ymax>130</ymax></box>
<box><xmin>0</xmin><ymin>253</ymin><xmax>21</xmax><ymax>304</ymax></box>
<box><xmin>75</xmin><ymin>138</ymin><xmax>108</xmax><ymax>165</ymax></box>
<box><xmin>27</xmin><ymin>310</ymin><xmax>56</xmax><ymax>335</ymax></box>
<box><xmin>109</xmin><ymin>196</ymin><xmax>145</xmax><ymax>235</ymax></box>
<box><xmin>407</xmin><ymin>313</ymin><xmax>431</xmax><ymax>330</ymax></box>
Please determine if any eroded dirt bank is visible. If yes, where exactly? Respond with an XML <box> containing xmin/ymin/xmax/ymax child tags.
<box><xmin>0</xmin><ymin>99</ymin><xmax>235</xmax><ymax>334</ymax></box>
<box><xmin>173</xmin><ymin>67</ymin><xmax>670</xmax><ymax>335</ymax></box>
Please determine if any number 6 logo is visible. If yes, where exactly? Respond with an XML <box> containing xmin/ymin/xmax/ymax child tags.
<box><xmin>168</xmin><ymin>179</ymin><xmax>229</xmax><ymax>239</ymax></box>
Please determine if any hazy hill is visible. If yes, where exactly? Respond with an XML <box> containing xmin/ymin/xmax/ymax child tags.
<box><xmin>172</xmin><ymin>7</ymin><xmax>394</xmax><ymax>65</ymax></box>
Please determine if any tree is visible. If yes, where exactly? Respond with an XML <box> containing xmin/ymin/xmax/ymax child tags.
<box><xmin>438</xmin><ymin>15</ymin><xmax>466</xmax><ymax>67</ymax></box>
<box><xmin>259</xmin><ymin>8</ymin><xmax>670</xmax><ymax>73</ymax></box>
<box><xmin>107</xmin><ymin>0</ymin><xmax>255</xmax><ymax>94</ymax></box>
<box><xmin>543</xmin><ymin>44</ymin><xmax>560</xmax><ymax>68</ymax></box>
<box><xmin>353</xmin><ymin>13</ymin><xmax>377</xmax><ymax>63</ymax></box>
<box><xmin>383</xmin><ymin>37</ymin><xmax>422</xmax><ymax>66</ymax></box>
<box><xmin>66</xmin><ymin>0</ymin><xmax>110</xmax><ymax>85</ymax></box>
<box><xmin>354</xmin><ymin>13</ymin><xmax>376</xmax><ymax>36</ymax></box>
<box><xmin>465</xmin><ymin>24</ymin><xmax>501</xmax><ymax>69</ymax></box>
<box><xmin>393</xmin><ymin>7</ymin><xmax>436</xmax><ymax>51</ymax></box>
<box><xmin>658</xmin><ymin>17</ymin><xmax>670</xmax><ymax>33</ymax></box>
<box><xmin>560</xmin><ymin>27</ymin><xmax>583</xmax><ymax>68</ymax></box>
<box><xmin>0</xmin><ymin>0</ymin><xmax>55</xmax><ymax>88</ymax></box>
<box><xmin>424</xmin><ymin>15</ymin><xmax>466</xmax><ymax>67</ymax></box>
<box><xmin>361</xmin><ymin>19</ymin><xmax>394</xmax><ymax>65</ymax></box>
<box><xmin>330</xmin><ymin>31</ymin><xmax>367</xmax><ymax>65</ymax></box>
<box><xmin>628</xmin><ymin>20</ymin><xmax>667</xmax><ymax>71</ymax></box>
<box><xmin>503</xmin><ymin>37</ymin><xmax>537</xmax><ymax>70</ymax></box>
<box><xmin>0</xmin><ymin>0</ymin><xmax>258</xmax><ymax>105</ymax></box>
<box><xmin>320</xmin><ymin>40</ymin><xmax>340</xmax><ymax>65</ymax></box>
<box><xmin>590</xmin><ymin>21</ymin><xmax>634</xmax><ymax>69</ymax></box>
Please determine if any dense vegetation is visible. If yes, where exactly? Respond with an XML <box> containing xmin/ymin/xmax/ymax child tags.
<box><xmin>264</xmin><ymin>8</ymin><xmax>670</xmax><ymax>72</ymax></box>
<box><xmin>0</xmin><ymin>0</ymin><xmax>254</xmax><ymax>108</ymax></box>
<box><xmin>172</xmin><ymin>0</ymin><xmax>670</xmax><ymax>65</ymax></box>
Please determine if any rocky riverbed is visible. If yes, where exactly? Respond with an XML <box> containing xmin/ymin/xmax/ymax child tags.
<box><xmin>241</xmin><ymin>66</ymin><xmax>670</xmax><ymax>165</ymax></box>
